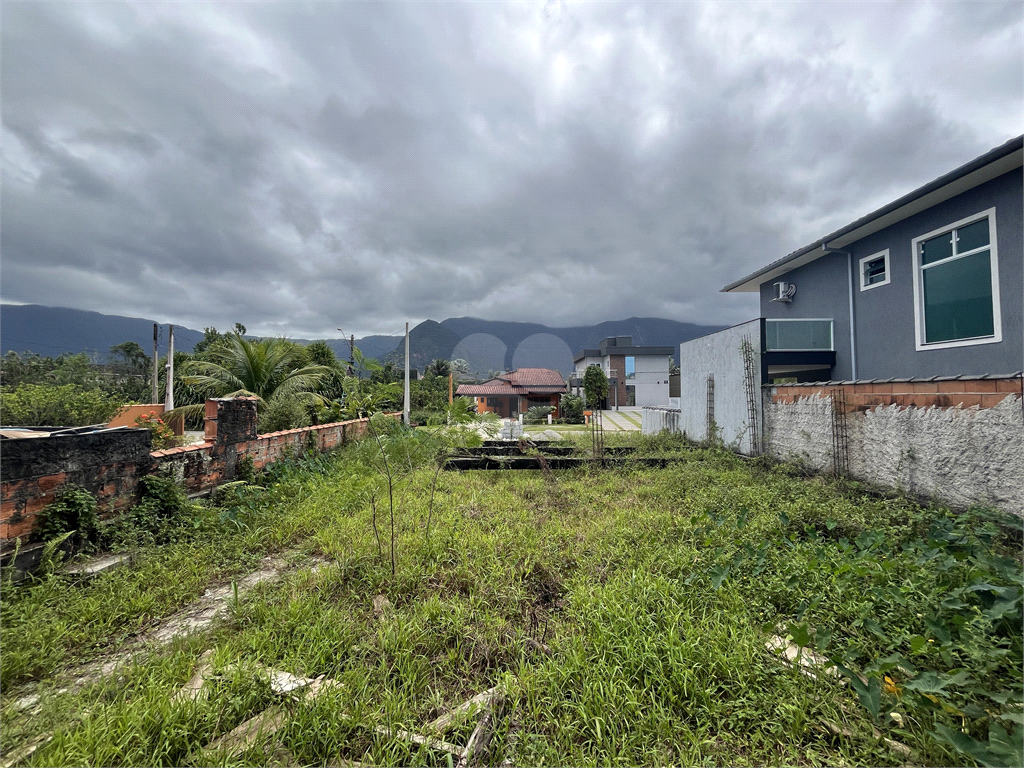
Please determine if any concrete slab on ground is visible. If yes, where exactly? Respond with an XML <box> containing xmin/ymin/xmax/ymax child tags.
<box><xmin>599</xmin><ymin>410</ymin><xmax>641</xmax><ymax>431</ymax></box>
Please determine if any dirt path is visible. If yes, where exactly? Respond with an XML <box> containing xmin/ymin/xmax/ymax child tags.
<box><xmin>9</xmin><ymin>551</ymin><xmax>327</xmax><ymax>709</ymax></box>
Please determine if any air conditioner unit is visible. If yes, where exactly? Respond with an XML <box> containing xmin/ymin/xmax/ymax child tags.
<box><xmin>772</xmin><ymin>281</ymin><xmax>796</xmax><ymax>302</ymax></box>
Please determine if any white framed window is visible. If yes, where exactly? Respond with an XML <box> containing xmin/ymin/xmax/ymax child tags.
<box><xmin>911</xmin><ymin>207</ymin><xmax>1001</xmax><ymax>351</ymax></box>
<box><xmin>859</xmin><ymin>250</ymin><xmax>890</xmax><ymax>290</ymax></box>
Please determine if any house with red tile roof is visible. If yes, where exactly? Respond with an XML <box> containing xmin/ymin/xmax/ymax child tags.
<box><xmin>456</xmin><ymin>368</ymin><xmax>566</xmax><ymax>418</ymax></box>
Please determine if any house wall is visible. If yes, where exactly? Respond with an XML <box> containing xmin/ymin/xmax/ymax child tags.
<box><xmin>760</xmin><ymin>251</ymin><xmax>853</xmax><ymax>379</ymax></box>
<box><xmin>631</xmin><ymin>354</ymin><xmax>672</xmax><ymax>406</ymax></box>
<box><xmin>608</xmin><ymin>354</ymin><xmax>627</xmax><ymax>408</ymax></box>
<box><xmin>519</xmin><ymin>394</ymin><xmax>561</xmax><ymax>417</ymax></box>
<box><xmin>107</xmin><ymin>404</ymin><xmax>166</xmax><ymax>429</ymax></box>
<box><xmin>675</xmin><ymin>319</ymin><xmax>763</xmax><ymax>453</ymax></box>
<box><xmin>763</xmin><ymin>377</ymin><xmax>1023</xmax><ymax>515</ymax></box>
<box><xmin>761</xmin><ymin>168</ymin><xmax>1023</xmax><ymax>380</ymax></box>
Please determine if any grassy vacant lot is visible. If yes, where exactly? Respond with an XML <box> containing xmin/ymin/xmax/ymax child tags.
<box><xmin>1</xmin><ymin>427</ymin><xmax>1021</xmax><ymax>767</ymax></box>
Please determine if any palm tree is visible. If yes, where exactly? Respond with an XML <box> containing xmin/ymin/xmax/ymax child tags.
<box><xmin>424</xmin><ymin>358</ymin><xmax>451</xmax><ymax>378</ymax></box>
<box><xmin>170</xmin><ymin>334</ymin><xmax>332</xmax><ymax>423</ymax></box>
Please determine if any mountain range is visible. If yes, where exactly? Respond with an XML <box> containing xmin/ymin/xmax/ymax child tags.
<box><xmin>0</xmin><ymin>304</ymin><xmax>723</xmax><ymax>376</ymax></box>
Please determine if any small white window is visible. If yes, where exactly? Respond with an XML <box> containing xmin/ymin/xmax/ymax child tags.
<box><xmin>859</xmin><ymin>250</ymin><xmax>890</xmax><ymax>290</ymax></box>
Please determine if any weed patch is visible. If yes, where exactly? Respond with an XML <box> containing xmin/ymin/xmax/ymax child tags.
<box><xmin>1</xmin><ymin>437</ymin><xmax>1020</xmax><ymax>767</ymax></box>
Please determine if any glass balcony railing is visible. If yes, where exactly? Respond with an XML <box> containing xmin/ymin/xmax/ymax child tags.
<box><xmin>765</xmin><ymin>319</ymin><xmax>834</xmax><ymax>351</ymax></box>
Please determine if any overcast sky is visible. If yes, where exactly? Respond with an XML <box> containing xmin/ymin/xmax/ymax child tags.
<box><xmin>2</xmin><ymin>1</ymin><xmax>1021</xmax><ymax>338</ymax></box>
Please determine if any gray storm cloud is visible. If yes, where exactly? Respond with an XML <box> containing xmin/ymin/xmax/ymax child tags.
<box><xmin>2</xmin><ymin>0</ymin><xmax>1021</xmax><ymax>337</ymax></box>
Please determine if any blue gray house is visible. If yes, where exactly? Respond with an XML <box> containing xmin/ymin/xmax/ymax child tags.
<box><xmin>722</xmin><ymin>135</ymin><xmax>1022</xmax><ymax>382</ymax></box>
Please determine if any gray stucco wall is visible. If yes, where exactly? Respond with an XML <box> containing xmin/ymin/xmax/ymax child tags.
<box><xmin>763</xmin><ymin>392</ymin><xmax>1023</xmax><ymax>515</ymax></box>
<box><xmin>677</xmin><ymin>319</ymin><xmax>762</xmax><ymax>453</ymax></box>
<box><xmin>761</xmin><ymin>251</ymin><xmax>854</xmax><ymax>379</ymax></box>
<box><xmin>762</xmin><ymin>167</ymin><xmax>1023</xmax><ymax>379</ymax></box>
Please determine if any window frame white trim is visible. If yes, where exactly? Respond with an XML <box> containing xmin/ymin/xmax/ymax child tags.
<box><xmin>911</xmin><ymin>207</ymin><xmax>1002</xmax><ymax>352</ymax></box>
<box><xmin>859</xmin><ymin>249</ymin><xmax>890</xmax><ymax>291</ymax></box>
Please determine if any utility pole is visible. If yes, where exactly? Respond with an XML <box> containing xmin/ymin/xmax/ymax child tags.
<box><xmin>152</xmin><ymin>323</ymin><xmax>159</xmax><ymax>404</ymax></box>
<box><xmin>403</xmin><ymin>322</ymin><xmax>410</xmax><ymax>425</ymax></box>
<box><xmin>164</xmin><ymin>325</ymin><xmax>175</xmax><ymax>411</ymax></box>
<box><xmin>449</xmin><ymin>372</ymin><xmax>453</xmax><ymax>405</ymax></box>
<box><xmin>337</xmin><ymin>329</ymin><xmax>356</xmax><ymax>376</ymax></box>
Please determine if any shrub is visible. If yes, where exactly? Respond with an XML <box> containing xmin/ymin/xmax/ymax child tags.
<box><xmin>37</xmin><ymin>486</ymin><xmax>99</xmax><ymax>546</ymax></box>
<box><xmin>133</xmin><ymin>411</ymin><xmax>179</xmax><ymax>449</ymax></box>
<box><xmin>524</xmin><ymin>406</ymin><xmax>554</xmax><ymax>424</ymax></box>
<box><xmin>410</xmin><ymin>408</ymin><xmax>444</xmax><ymax>426</ymax></box>
<box><xmin>558</xmin><ymin>394</ymin><xmax>584</xmax><ymax>424</ymax></box>
<box><xmin>0</xmin><ymin>383</ymin><xmax>123</xmax><ymax>427</ymax></box>
<box><xmin>257</xmin><ymin>397</ymin><xmax>312</xmax><ymax>433</ymax></box>
<box><xmin>107</xmin><ymin>474</ymin><xmax>194</xmax><ymax>547</ymax></box>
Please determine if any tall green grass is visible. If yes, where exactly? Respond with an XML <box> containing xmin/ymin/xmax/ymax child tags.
<box><xmin>2</xmin><ymin>434</ymin><xmax>1020</xmax><ymax>766</ymax></box>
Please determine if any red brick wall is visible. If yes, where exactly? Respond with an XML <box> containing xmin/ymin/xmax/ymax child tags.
<box><xmin>153</xmin><ymin>414</ymin><xmax>379</xmax><ymax>495</ymax></box>
<box><xmin>769</xmin><ymin>377</ymin><xmax>1022</xmax><ymax>411</ymax></box>
<box><xmin>1</xmin><ymin>401</ymin><xmax>392</xmax><ymax>549</ymax></box>
<box><xmin>1</xmin><ymin>430</ymin><xmax>153</xmax><ymax>544</ymax></box>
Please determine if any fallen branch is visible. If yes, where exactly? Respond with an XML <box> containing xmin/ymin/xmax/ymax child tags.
<box><xmin>373</xmin><ymin>724</ymin><xmax>466</xmax><ymax>759</ymax></box>
<box><xmin>524</xmin><ymin>638</ymin><xmax>552</xmax><ymax>656</ymax></box>
<box><xmin>458</xmin><ymin>695</ymin><xmax>505</xmax><ymax>768</ymax></box>
<box><xmin>206</xmin><ymin>706</ymin><xmax>288</xmax><ymax>753</ymax></box>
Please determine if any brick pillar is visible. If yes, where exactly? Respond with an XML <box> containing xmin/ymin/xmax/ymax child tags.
<box><xmin>210</xmin><ymin>397</ymin><xmax>258</xmax><ymax>445</ymax></box>
<box><xmin>204</xmin><ymin>399</ymin><xmax>219</xmax><ymax>442</ymax></box>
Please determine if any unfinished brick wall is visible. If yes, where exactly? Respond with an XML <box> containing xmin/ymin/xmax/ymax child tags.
<box><xmin>1</xmin><ymin>398</ymin><xmax>389</xmax><ymax>551</ymax></box>
<box><xmin>763</xmin><ymin>375</ymin><xmax>1024</xmax><ymax>515</ymax></box>
<box><xmin>770</xmin><ymin>377</ymin><xmax>1022</xmax><ymax>410</ymax></box>
<box><xmin>1</xmin><ymin>430</ymin><xmax>154</xmax><ymax>541</ymax></box>
<box><xmin>155</xmin><ymin>402</ymin><xmax>375</xmax><ymax>496</ymax></box>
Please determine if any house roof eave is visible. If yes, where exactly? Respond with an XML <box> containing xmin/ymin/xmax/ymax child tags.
<box><xmin>722</xmin><ymin>135</ymin><xmax>1023</xmax><ymax>293</ymax></box>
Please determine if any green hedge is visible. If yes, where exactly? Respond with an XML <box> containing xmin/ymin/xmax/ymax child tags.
<box><xmin>0</xmin><ymin>383</ymin><xmax>124</xmax><ymax>427</ymax></box>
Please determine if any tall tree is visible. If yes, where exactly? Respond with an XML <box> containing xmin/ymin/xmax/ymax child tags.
<box><xmin>109</xmin><ymin>341</ymin><xmax>149</xmax><ymax>373</ymax></box>
<box><xmin>582</xmin><ymin>365</ymin><xmax>609</xmax><ymax>408</ymax></box>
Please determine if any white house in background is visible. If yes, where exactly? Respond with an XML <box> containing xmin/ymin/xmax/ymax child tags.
<box><xmin>569</xmin><ymin>336</ymin><xmax>675</xmax><ymax>408</ymax></box>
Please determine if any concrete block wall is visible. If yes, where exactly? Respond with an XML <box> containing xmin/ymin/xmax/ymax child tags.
<box><xmin>642</xmin><ymin>407</ymin><xmax>682</xmax><ymax>435</ymax></box>
<box><xmin>764</xmin><ymin>376</ymin><xmax>1023</xmax><ymax>514</ymax></box>
<box><xmin>677</xmin><ymin>319</ymin><xmax>763</xmax><ymax>453</ymax></box>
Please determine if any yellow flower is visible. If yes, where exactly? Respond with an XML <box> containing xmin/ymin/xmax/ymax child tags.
<box><xmin>883</xmin><ymin>675</ymin><xmax>900</xmax><ymax>696</ymax></box>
